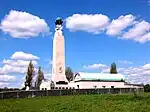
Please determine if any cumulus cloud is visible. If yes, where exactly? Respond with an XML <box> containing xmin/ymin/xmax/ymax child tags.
<box><xmin>11</xmin><ymin>51</ymin><xmax>39</xmax><ymax>60</ymax></box>
<box><xmin>0</xmin><ymin>61</ymin><xmax>38</xmax><ymax>74</ymax></box>
<box><xmin>106</xmin><ymin>14</ymin><xmax>136</xmax><ymax>36</ymax></box>
<box><xmin>0</xmin><ymin>75</ymin><xmax>16</xmax><ymax>88</ymax></box>
<box><xmin>3</xmin><ymin>59</ymin><xmax>37</xmax><ymax>67</ymax></box>
<box><xmin>0</xmin><ymin>10</ymin><xmax>49</xmax><ymax>38</ymax></box>
<box><xmin>136</xmin><ymin>32</ymin><xmax>150</xmax><ymax>43</ymax></box>
<box><xmin>0</xmin><ymin>82</ymin><xmax>10</xmax><ymax>87</ymax></box>
<box><xmin>101</xmin><ymin>68</ymin><xmax>110</xmax><ymax>73</ymax></box>
<box><xmin>118</xmin><ymin>60</ymin><xmax>133</xmax><ymax>65</ymax></box>
<box><xmin>122</xmin><ymin>21</ymin><xmax>150</xmax><ymax>40</ymax></box>
<box><xmin>0</xmin><ymin>65</ymin><xmax>27</xmax><ymax>74</ymax></box>
<box><xmin>0</xmin><ymin>75</ymin><xmax>16</xmax><ymax>82</ymax></box>
<box><xmin>0</xmin><ymin>51</ymin><xmax>40</xmax><ymax>88</ymax></box>
<box><xmin>66</xmin><ymin>14</ymin><xmax>110</xmax><ymax>34</ymax></box>
<box><xmin>116</xmin><ymin>64</ymin><xmax>150</xmax><ymax>84</ymax></box>
<box><xmin>83</xmin><ymin>63</ymin><xmax>150</xmax><ymax>84</ymax></box>
<box><xmin>44</xmin><ymin>73</ymin><xmax>52</xmax><ymax>81</ymax></box>
<box><xmin>83</xmin><ymin>63</ymin><xmax>107</xmax><ymax>69</ymax></box>
<box><xmin>143</xmin><ymin>63</ymin><xmax>150</xmax><ymax>70</ymax></box>
<box><xmin>0</xmin><ymin>51</ymin><xmax>39</xmax><ymax>74</ymax></box>
<box><xmin>66</xmin><ymin>13</ymin><xmax>150</xmax><ymax>43</ymax></box>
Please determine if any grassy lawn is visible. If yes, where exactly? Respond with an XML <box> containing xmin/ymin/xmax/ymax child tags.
<box><xmin>0</xmin><ymin>93</ymin><xmax>150</xmax><ymax>112</ymax></box>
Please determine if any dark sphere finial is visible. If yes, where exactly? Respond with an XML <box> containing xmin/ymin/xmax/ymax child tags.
<box><xmin>55</xmin><ymin>17</ymin><xmax>63</xmax><ymax>25</ymax></box>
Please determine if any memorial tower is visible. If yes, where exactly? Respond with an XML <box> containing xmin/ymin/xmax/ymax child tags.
<box><xmin>51</xmin><ymin>18</ymin><xmax>68</xmax><ymax>84</ymax></box>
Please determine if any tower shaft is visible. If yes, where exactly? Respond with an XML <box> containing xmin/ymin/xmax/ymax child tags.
<box><xmin>52</xmin><ymin>31</ymin><xmax>65</xmax><ymax>76</ymax></box>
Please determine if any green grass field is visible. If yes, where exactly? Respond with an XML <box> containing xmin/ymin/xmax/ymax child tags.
<box><xmin>0</xmin><ymin>93</ymin><xmax>150</xmax><ymax>112</ymax></box>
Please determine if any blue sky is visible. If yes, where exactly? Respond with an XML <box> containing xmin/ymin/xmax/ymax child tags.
<box><xmin>0</xmin><ymin>0</ymin><xmax>150</xmax><ymax>88</ymax></box>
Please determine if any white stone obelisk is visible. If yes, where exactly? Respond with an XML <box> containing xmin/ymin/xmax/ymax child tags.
<box><xmin>52</xmin><ymin>18</ymin><xmax>68</xmax><ymax>84</ymax></box>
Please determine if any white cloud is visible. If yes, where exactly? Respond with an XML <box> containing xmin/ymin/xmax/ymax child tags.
<box><xmin>83</xmin><ymin>63</ymin><xmax>150</xmax><ymax>84</ymax></box>
<box><xmin>3</xmin><ymin>59</ymin><xmax>37</xmax><ymax>67</ymax></box>
<box><xmin>83</xmin><ymin>63</ymin><xmax>107</xmax><ymax>69</ymax></box>
<box><xmin>127</xmin><ymin>73</ymin><xmax>150</xmax><ymax>84</ymax></box>
<box><xmin>116</xmin><ymin>64</ymin><xmax>150</xmax><ymax>84</ymax></box>
<box><xmin>0</xmin><ymin>61</ymin><xmax>38</xmax><ymax>74</ymax></box>
<box><xmin>0</xmin><ymin>82</ymin><xmax>9</xmax><ymax>87</ymax></box>
<box><xmin>106</xmin><ymin>14</ymin><xmax>136</xmax><ymax>36</ymax></box>
<box><xmin>123</xmin><ymin>20</ymin><xmax>150</xmax><ymax>38</ymax></box>
<box><xmin>0</xmin><ymin>65</ymin><xmax>27</xmax><ymax>74</ymax></box>
<box><xmin>0</xmin><ymin>75</ymin><xmax>26</xmax><ymax>88</ymax></box>
<box><xmin>44</xmin><ymin>73</ymin><xmax>52</xmax><ymax>81</ymax></box>
<box><xmin>136</xmin><ymin>32</ymin><xmax>150</xmax><ymax>43</ymax></box>
<box><xmin>122</xmin><ymin>20</ymin><xmax>150</xmax><ymax>43</ymax></box>
<box><xmin>65</xmin><ymin>13</ymin><xmax>150</xmax><ymax>43</ymax></box>
<box><xmin>143</xmin><ymin>63</ymin><xmax>150</xmax><ymax>70</ymax></box>
<box><xmin>66</xmin><ymin>14</ymin><xmax>110</xmax><ymax>34</ymax></box>
<box><xmin>142</xmin><ymin>70</ymin><xmax>150</xmax><ymax>75</ymax></box>
<box><xmin>118</xmin><ymin>60</ymin><xmax>133</xmax><ymax>65</ymax></box>
<box><xmin>101</xmin><ymin>68</ymin><xmax>110</xmax><ymax>73</ymax></box>
<box><xmin>0</xmin><ymin>75</ymin><xmax>16</xmax><ymax>88</ymax></box>
<box><xmin>0</xmin><ymin>51</ymin><xmax>40</xmax><ymax>88</ymax></box>
<box><xmin>0</xmin><ymin>51</ymin><xmax>39</xmax><ymax>74</ymax></box>
<box><xmin>0</xmin><ymin>10</ymin><xmax>49</xmax><ymax>38</ymax></box>
<box><xmin>13</xmin><ymin>76</ymin><xmax>26</xmax><ymax>89</ymax></box>
<box><xmin>0</xmin><ymin>75</ymin><xmax>16</xmax><ymax>82</ymax></box>
<box><xmin>11</xmin><ymin>51</ymin><xmax>39</xmax><ymax>60</ymax></box>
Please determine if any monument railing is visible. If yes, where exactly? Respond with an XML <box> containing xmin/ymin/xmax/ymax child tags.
<box><xmin>0</xmin><ymin>88</ymin><xmax>144</xmax><ymax>100</ymax></box>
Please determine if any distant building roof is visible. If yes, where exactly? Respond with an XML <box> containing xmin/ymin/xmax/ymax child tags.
<box><xmin>74</xmin><ymin>72</ymin><xmax>125</xmax><ymax>81</ymax></box>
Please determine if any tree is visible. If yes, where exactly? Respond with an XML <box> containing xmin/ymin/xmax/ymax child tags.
<box><xmin>65</xmin><ymin>67</ymin><xmax>74</xmax><ymax>82</ymax></box>
<box><xmin>36</xmin><ymin>66</ymin><xmax>44</xmax><ymax>89</ymax></box>
<box><xmin>144</xmin><ymin>84</ymin><xmax>150</xmax><ymax>92</ymax></box>
<box><xmin>25</xmin><ymin>61</ymin><xmax>35</xmax><ymax>89</ymax></box>
<box><xmin>110</xmin><ymin>62</ymin><xmax>118</xmax><ymax>74</ymax></box>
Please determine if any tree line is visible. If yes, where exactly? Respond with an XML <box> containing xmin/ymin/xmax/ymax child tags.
<box><xmin>0</xmin><ymin>62</ymin><xmax>120</xmax><ymax>91</ymax></box>
<box><xmin>0</xmin><ymin>62</ymin><xmax>150</xmax><ymax>92</ymax></box>
<box><xmin>21</xmin><ymin>61</ymin><xmax>150</xmax><ymax>92</ymax></box>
